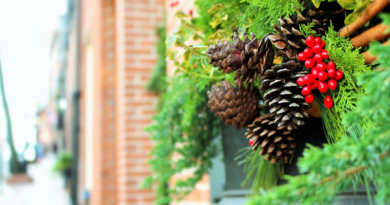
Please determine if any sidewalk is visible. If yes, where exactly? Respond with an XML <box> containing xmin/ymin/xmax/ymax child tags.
<box><xmin>0</xmin><ymin>154</ymin><xmax>71</xmax><ymax>205</ymax></box>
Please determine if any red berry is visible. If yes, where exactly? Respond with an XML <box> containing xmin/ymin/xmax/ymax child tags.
<box><xmin>318</xmin><ymin>82</ymin><xmax>328</xmax><ymax>93</ymax></box>
<box><xmin>170</xmin><ymin>2</ymin><xmax>175</xmax><ymax>7</ymax></box>
<box><xmin>321</xmin><ymin>50</ymin><xmax>329</xmax><ymax>59</ymax></box>
<box><xmin>320</xmin><ymin>40</ymin><xmax>326</xmax><ymax>48</ymax></box>
<box><xmin>308</xmin><ymin>80</ymin><xmax>319</xmax><ymax>89</ymax></box>
<box><xmin>298</xmin><ymin>53</ymin><xmax>308</xmax><ymax>61</ymax></box>
<box><xmin>326</xmin><ymin>61</ymin><xmax>336</xmax><ymax>71</ymax></box>
<box><xmin>317</xmin><ymin>71</ymin><xmax>328</xmax><ymax>81</ymax></box>
<box><xmin>297</xmin><ymin>77</ymin><xmax>306</xmax><ymax>86</ymax></box>
<box><xmin>304</xmin><ymin>74</ymin><xmax>315</xmax><ymax>84</ymax></box>
<box><xmin>312</xmin><ymin>45</ymin><xmax>322</xmax><ymax>53</ymax></box>
<box><xmin>249</xmin><ymin>138</ymin><xmax>255</xmax><ymax>146</ymax></box>
<box><xmin>305</xmin><ymin>94</ymin><xmax>315</xmax><ymax>103</ymax></box>
<box><xmin>189</xmin><ymin>9</ymin><xmax>193</xmax><ymax>15</ymax></box>
<box><xmin>335</xmin><ymin>70</ymin><xmax>344</xmax><ymax>80</ymax></box>
<box><xmin>306</xmin><ymin>36</ymin><xmax>315</xmax><ymax>48</ymax></box>
<box><xmin>313</xmin><ymin>53</ymin><xmax>323</xmax><ymax>63</ymax></box>
<box><xmin>304</xmin><ymin>48</ymin><xmax>314</xmax><ymax>58</ymax></box>
<box><xmin>301</xmin><ymin>86</ymin><xmax>312</xmax><ymax>96</ymax></box>
<box><xmin>316</xmin><ymin>62</ymin><xmax>326</xmax><ymax>71</ymax></box>
<box><xmin>305</xmin><ymin>59</ymin><xmax>315</xmax><ymax>68</ymax></box>
<box><xmin>314</xmin><ymin>37</ymin><xmax>321</xmax><ymax>45</ymax></box>
<box><xmin>311</xmin><ymin>67</ymin><xmax>319</xmax><ymax>77</ymax></box>
<box><xmin>328</xmin><ymin>79</ymin><xmax>337</xmax><ymax>90</ymax></box>
<box><xmin>328</xmin><ymin>68</ymin><xmax>336</xmax><ymax>78</ymax></box>
<box><xmin>175</xmin><ymin>1</ymin><xmax>179</xmax><ymax>5</ymax></box>
<box><xmin>324</xmin><ymin>95</ymin><xmax>333</xmax><ymax>109</ymax></box>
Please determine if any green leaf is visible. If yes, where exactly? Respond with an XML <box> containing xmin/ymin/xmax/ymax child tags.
<box><xmin>201</xmin><ymin>57</ymin><xmax>209</xmax><ymax>70</ymax></box>
<box><xmin>345</xmin><ymin>11</ymin><xmax>360</xmax><ymax>25</ymax></box>
<box><xmin>355</xmin><ymin>0</ymin><xmax>370</xmax><ymax>13</ymax></box>
<box><xmin>312</xmin><ymin>0</ymin><xmax>322</xmax><ymax>8</ymax></box>
<box><xmin>337</xmin><ymin>0</ymin><xmax>359</xmax><ymax>10</ymax></box>
<box><xmin>175</xmin><ymin>11</ymin><xmax>187</xmax><ymax>18</ymax></box>
<box><xmin>183</xmin><ymin>50</ymin><xmax>192</xmax><ymax>63</ymax></box>
<box><xmin>167</xmin><ymin>35</ymin><xmax>177</xmax><ymax>49</ymax></box>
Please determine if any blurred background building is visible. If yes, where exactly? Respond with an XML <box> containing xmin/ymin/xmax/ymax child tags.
<box><xmin>0</xmin><ymin>0</ymin><xmax>220</xmax><ymax>205</ymax></box>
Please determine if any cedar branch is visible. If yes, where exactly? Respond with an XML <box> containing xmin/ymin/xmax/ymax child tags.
<box><xmin>340</xmin><ymin>0</ymin><xmax>390</xmax><ymax>37</ymax></box>
<box><xmin>297</xmin><ymin>150</ymin><xmax>390</xmax><ymax>195</ymax></box>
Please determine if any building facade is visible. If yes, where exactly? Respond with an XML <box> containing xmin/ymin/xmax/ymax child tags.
<box><xmin>52</xmin><ymin>0</ymin><xmax>215</xmax><ymax>204</ymax></box>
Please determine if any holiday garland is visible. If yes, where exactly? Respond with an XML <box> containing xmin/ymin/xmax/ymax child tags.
<box><xmin>144</xmin><ymin>0</ymin><xmax>390</xmax><ymax>204</ymax></box>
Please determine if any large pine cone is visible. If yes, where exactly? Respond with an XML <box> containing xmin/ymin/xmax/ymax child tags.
<box><xmin>260</xmin><ymin>60</ymin><xmax>311</xmax><ymax>130</ymax></box>
<box><xmin>246</xmin><ymin>113</ymin><xmax>295</xmax><ymax>164</ymax></box>
<box><xmin>206</xmin><ymin>32</ymin><xmax>274</xmax><ymax>85</ymax></box>
<box><xmin>207</xmin><ymin>80</ymin><xmax>260</xmax><ymax>129</ymax></box>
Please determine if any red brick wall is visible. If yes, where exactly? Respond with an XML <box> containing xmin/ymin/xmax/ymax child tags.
<box><xmin>79</xmin><ymin>0</ymin><xmax>212</xmax><ymax>204</ymax></box>
<box><xmin>115</xmin><ymin>0</ymin><xmax>163</xmax><ymax>204</ymax></box>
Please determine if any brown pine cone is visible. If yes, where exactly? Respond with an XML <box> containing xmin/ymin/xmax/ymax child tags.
<box><xmin>206</xmin><ymin>32</ymin><xmax>274</xmax><ymax>85</ymax></box>
<box><xmin>246</xmin><ymin>113</ymin><xmax>295</xmax><ymax>164</ymax></box>
<box><xmin>260</xmin><ymin>60</ymin><xmax>311</xmax><ymax>130</ymax></box>
<box><xmin>266</xmin><ymin>16</ymin><xmax>307</xmax><ymax>60</ymax></box>
<box><xmin>266</xmin><ymin>5</ymin><xmax>329</xmax><ymax>60</ymax></box>
<box><xmin>207</xmin><ymin>80</ymin><xmax>260</xmax><ymax>129</ymax></box>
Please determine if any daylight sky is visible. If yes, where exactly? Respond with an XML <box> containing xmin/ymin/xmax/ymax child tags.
<box><xmin>0</xmin><ymin>0</ymin><xmax>67</xmax><ymax>156</ymax></box>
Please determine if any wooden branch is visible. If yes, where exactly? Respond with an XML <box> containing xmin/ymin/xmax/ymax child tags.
<box><xmin>363</xmin><ymin>41</ymin><xmax>390</xmax><ymax>64</ymax></box>
<box><xmin>350</xmin><ymin>24</ymin><xmax>390</xmax><ymax>48</ymax></box>
<box><xmin>340</xmin><ymin>0</ymin><xmax>390</xmax><ymax>37</ymax></box>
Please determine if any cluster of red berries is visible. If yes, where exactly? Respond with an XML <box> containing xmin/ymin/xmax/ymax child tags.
<box><xmin>297</xmin><ymin>36</ymin><xmax>344</xmax><ymax>109</ymax></box>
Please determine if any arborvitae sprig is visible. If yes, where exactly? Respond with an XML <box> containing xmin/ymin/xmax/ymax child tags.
<box><xmin>317</xmin><ymin>22</ymin><xmax>372</xmax><ymax>143</ymax></box>
<box><xmin>238</xmin><ymin>0</ymin><xmax>305</xmax><ymax>38</ymax></box>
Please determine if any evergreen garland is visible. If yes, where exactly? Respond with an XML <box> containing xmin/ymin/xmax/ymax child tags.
<box><xmin>247</xmin><ymin>14</ymin><xmax>390</xmax><ymax>205</ymax></box>
<box><xmin>143</xmin><ymin>0</ymin><xmax>390</xmax><ymax>203</ymax></box>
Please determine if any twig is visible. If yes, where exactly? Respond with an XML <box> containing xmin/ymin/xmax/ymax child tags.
<box><xmin>350</xmin><ymin>24</ymin><xmax>390</xmax><ymax>48</ymax></box>
<box><xmin>340</xmin><ymin>0</ymin><xmax>390</xmax><ymax>37</ymax></box>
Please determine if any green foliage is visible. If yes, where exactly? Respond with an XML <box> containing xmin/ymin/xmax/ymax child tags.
<box><xmin>143</xmin><ymin>2</ymin><xmax>243</xmax><ymax>203</ymax></box>
<box><xmin>238</xmin><ymin>0</ymin><xmax>305</xmax><ymax>38</ymax></box>
<box><xmin>142</xmin><ymin>69</ymin><xmax>222</xmax><ymax>204</ymax></box>
<box><xmin>380</xmin><ymin>13</ymin><xmax>390</xmax><ymax>34</ymax></box>
<box><xmin>53</xmin><ymin>152</ymin><xmax>72</xmax><ymax>172</ymax></box>
<box><xmin>194</xmin><ymin>0</ymin><xmax>249</xmax><ymax>42</ymax></box>
<box><xmin>299</xmin><ymin>22</ymin><xmax>318</xmax><ymax>38</ymax></box>
<box><xmin>246</xmin><ymin>34</ymin><xmax>390</xmax><ymax>205</ymax></box>
<box><xmin>317</xmin><ymin>22</ymin><xmax>372</xmax><ymax>143</ymax></box>
<box><xmin>236</xmin><ymin>147</ymin><xmax>284</xmax><ymax>193</ymax></box>
<box><xmin>146</xmin><ymin>26</ymin><xmax>167</xmax><ymax>93</ymax></box>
